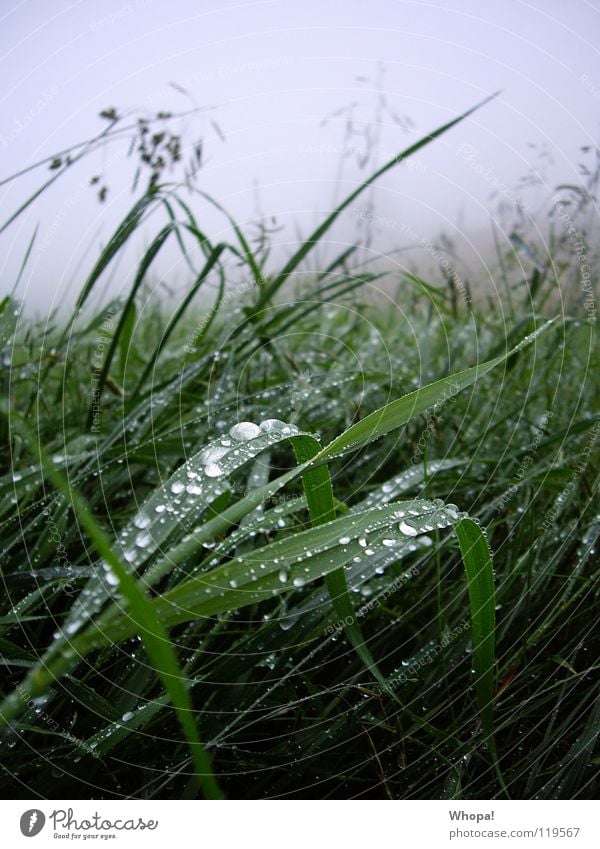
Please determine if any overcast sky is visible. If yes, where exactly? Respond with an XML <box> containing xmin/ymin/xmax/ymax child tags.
<box><xmin>1</xmin><ymin>0</ymin><xmax>599</xmax><ymax>314</ymax></box>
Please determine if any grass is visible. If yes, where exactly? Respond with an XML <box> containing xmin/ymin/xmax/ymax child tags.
<box><xmin>0</xmin><ymin>99</ymin><xmax>598</xmax><ymax>800</ymax></box>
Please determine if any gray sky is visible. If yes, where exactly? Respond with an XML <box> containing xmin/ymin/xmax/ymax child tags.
<box><xmin>1</xmin><ymin>0</ymin><xmax>599</xmax><ymax>314</ymax></box>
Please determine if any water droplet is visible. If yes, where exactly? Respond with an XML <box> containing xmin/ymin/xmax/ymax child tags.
<box><xmin>399</xmin><ymin>520</ymin><xmax>418</xmax><ymax>537</ymax></box>
<box><xmin>135</xmin><ymin>531</ymin><xmax>151</xmax><ymax>548</ymax></box>
<box><xmin>200</xmin><ymin>445</ymin><xmax>229</xmax><ymax>464</ymax></box>
<box><xmin>230</xmin><ymin>421</ymin><xmax>261</xmax><ymax>441</ymax></box>
<box><xmin>133</xmin><ymin>513</ymin><xmax>150</xmax><ymax>529</ymax></box>
<box><xmin>260</xmin><ymin>418</ymin><xmax>285</xmax><ymax>433</ymax></box>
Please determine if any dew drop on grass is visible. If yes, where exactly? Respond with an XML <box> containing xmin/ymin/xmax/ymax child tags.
<box><xmin>278</xmin><ymin>569</ymin><xmax>288</xmax><ymax>583</ymax></box>
<box><xmin>204</xmin><ymin>463</ymin><xmax>223</xmax><ymax>478</ymax></box>
<box><xmin>200</xmin><ymin>445</ymin><xmax>229</xmax><ymax>464</ymax></box>
<box><xmin>292</xmin><ymin>577</ymin><xmax>305</xmax><ymax>588</ymax></box>
<box><xmin>135</xmin><ymin>531</ymin><xmax>151</xmax><ymax>548</ymax></box>
<box><xmin>133</xmin><ymin>513</ymin><xmax>151</xmax><ymax>529</ymax></box>
<box><xmin>399</xmin><ymin>520</ymin><xmax>418</xmax><ymax>537</ymax></box>
<box><xmin>339</xmin><ymin>536</ymin><xmax>351</xmax><ymax>545</ymax></box>
<box><xmin>122</xmin><ymin>711</ymin><xmax>135</xmax><ymax>722</ymax></box>
<box><xmin>260</xmin><ymin>418</ymin><xmax>285</xmax><ymax>433</ymax></box>
<box><xmin>170</xmin><ymin>481</ymin><xmax>185</xmax><ymax>495</ymax></box>
<box><xmin>230</xmin><ymin>421</ymin><xmax>261</xmax><ymax>441</ymax></box>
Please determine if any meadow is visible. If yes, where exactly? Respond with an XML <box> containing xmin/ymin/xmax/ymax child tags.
<box><xmin>0</xmin><ymin>98</ymin><xmax>598</xmax><ymax>800</ymax></box>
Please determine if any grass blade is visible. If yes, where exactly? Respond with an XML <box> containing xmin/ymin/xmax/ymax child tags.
<box><xmin>251</xmin><ymin>93</ymin><xmax>499</xmax><ymax>313</ymax></box>
<box><xmin>291</xmin><ymin>434</ymin><xmax>390</xmax><ymax>689</ymax></box>
<box><xmin>454</xmin><ymin>518</ymin><xmax>496</xmax><ymax>743</ymax></box>
<box><xmin>86</xmin><ymin>224</ymin><xmax>174</xmax><ymax>426</ymax></box>
<box><xmin>75</xmin><ymin>191</ymin><xmax>159</xmax><ymax>312</ymax></box>
<box><xmin>0</xmin><ymin>404</ymin><xmax>222</xmax><ymax>798</ymax></box>
<box><xmin>315</xmin><ymin>319</ymin><xmax>555</xmax><ymax>463</ymax></box>
<box><xmin>133</xmin><ymin>242</ymin><xmax>226</xmax><ymax>395</ymax></box>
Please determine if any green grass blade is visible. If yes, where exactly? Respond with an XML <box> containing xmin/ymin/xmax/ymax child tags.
<box><xmin>133</xmin><ymin>242</ymin><xmax>226</xmax><ymax>395</ymax></box>
<box><xmin>0</xmin><ymin>404</ymin><xmax>222</xmax><ymax>798</ymax></box>
<box><xmin>291</xmin><ymin>434</ymin><xmax>390</xmax><ymax>689</ymax></box>
<box><xmin>161</xmin><ymin>197</ymin><xmax>198</xmax><ymax>274</ymax></box>
<box><xmin>75</xmin><ymin>191</ymin><xmax>159</xmax><ymax>312</ymax></box>
<box><xmin>85</xmin><ymin>499</ymin><xmax>459</xmax><ymax>641</ymax></box>
<box><xmin>11</xmin><ymin>225</ymin><xmax>38</xmax><ymax>296</ymax></box>
<box><xmin>190</xmin><ymin>189</ymin><xmax>266</xmax><ymax>288</ymax></box>
<box><xmin>315</xmin><ymin>319</ymin><xmax>555</xmax><ymax>463</ymax></box>
<box><xmin>252</xmin><ymin>93</ymin><xmax>499</xmax><ymax>313</ymax></box>
<box><xmin>118</xmin><ymin>300</ymin><xmax>137</xmax><ymax>383</ymax></box>
<box><xmin>454</xmin><ymin>518</ymin><xmax>496</xmax><ymax>745</ymax></box>
<box><xmin>86</xmin><ymin>223</ymin><xmax>174</xmax><ymax>426</ymax></box>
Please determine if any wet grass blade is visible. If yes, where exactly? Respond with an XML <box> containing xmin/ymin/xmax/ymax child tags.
<box><xmin>291</xmin><ymin>434</ymin><xmax>390</xmax><ymax>690</ymax></box>
<box><xmin>454</xmin><ymin>516</ymin><xmax>510</xmax><ymax>795</ymax></box>
<box><xmin>0</xmin><ymin>404</ymin><xmax>222</xmax><ymax>798</ymax></box>
<box><xmin>82</xmin><ymin>499</ymin><xmax>459</xmax><ymax>640</ymax></box>
<box><xmin>454</xmin><ymin>518</ymin><xmax>496</xmax><ymax>744</ymax></box>
<box><xmin>315</xmin><ymin>320</ymin><xmax>555</xmax><ymax>463</ymax></box>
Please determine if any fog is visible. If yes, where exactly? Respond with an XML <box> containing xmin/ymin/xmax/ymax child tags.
<box><xmin>1</xmin><ymin>0</ymin><xmax>599</xmax><ymax>314</ymax></box>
